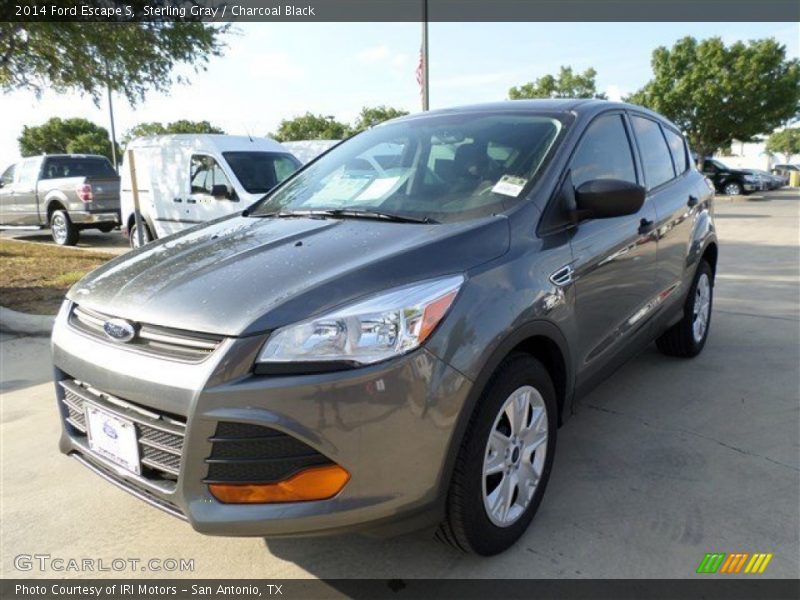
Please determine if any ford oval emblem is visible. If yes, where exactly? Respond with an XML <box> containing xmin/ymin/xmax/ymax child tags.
<box><xmin>103</xmin><ymin>318</ymin><xmax>136</xmax><ymax>343</ymax></box>
<box><xmin>102</xmin><ymin>421</ymin><xmax>118</xmax><ymax>439</ymax></box>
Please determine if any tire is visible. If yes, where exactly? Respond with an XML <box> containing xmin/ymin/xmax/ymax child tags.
<box><xmin>437</xmin><ymin>353</ymin><xmax>558</xmax><ymax>555</ymax></box>
<box><xmin>656</xmin><ymin>261</ymin><xmax>713</xmax><ymax>358</ymax></box>
<box><xmin>50</xmin><ymin>210</ymin><xmax>79</xmax><ymax>246</ymax></box>
<box><xmin>96</xmin><ymin>224</ymin><xmax>115</xmax><ymax>233</ymax></box>
<box><xmin>129</xmin><ymin>221</ymin><xmax>153</xmax><ymax>249</ymax></box>
<box><xmin>723</xmin><ymin>181</ymin><xmax>743</xmax><ymax>196</ymax></box>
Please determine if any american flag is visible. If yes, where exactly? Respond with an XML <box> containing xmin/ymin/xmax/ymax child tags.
<box><xmin>416</xmin><ymin>46</ymin><xmax>425</xmax><ymax>92</ymax></box>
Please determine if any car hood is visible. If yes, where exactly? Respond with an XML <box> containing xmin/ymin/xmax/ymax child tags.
<box><xmin>69</xmin><ymin>214</ymin><xmax>510</xmax><ymax>336</ymax></box>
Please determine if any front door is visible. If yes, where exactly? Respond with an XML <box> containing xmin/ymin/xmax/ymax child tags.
<box><xmin>188</xmin><ymin>154</ymin><xmax>238</xmax><ymax>227</ymax></box>
<box><xmin>3</xmin><ymin>158</ymin><xmax>41</xmax><ymax>225</ymax></box>
<box><xmin>568</xmin><ymin>112</ymin><xmax>659</xmax><ymax>383</ymax></box>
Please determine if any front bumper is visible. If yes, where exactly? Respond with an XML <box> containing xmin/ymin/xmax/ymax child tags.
<box><xmin>52</xmin><ymin>308</ymin><xmax>472</xmax><ymax>537</ymax></box>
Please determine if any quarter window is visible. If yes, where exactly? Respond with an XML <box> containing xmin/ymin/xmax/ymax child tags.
<box><xmin>571</xmin><ymin>114</ymin><xmax>637</xmax><ymax>188</ymax></box>
<box><xmin>631</xmin><ymin>116</ymin><xmax>675</xmax><ymax>189</ymax></box>
<box><xmin>663</xmin><ymin>127</ymin><xmax>689</xmax><ymax>174</ymax></box>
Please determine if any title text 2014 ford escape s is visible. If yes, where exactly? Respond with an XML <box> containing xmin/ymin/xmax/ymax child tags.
<box><xmin>52</xmin><ymin>100</ymin><xmax>717</xmax><ymax>555</ymax></box>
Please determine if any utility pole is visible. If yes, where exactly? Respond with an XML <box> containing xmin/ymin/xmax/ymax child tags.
<box><xmin>421</xmin><ymin>0</ymin><xmax>430</xmax><ymax>111</ymax></box>
<box><xmin>105</xmin><ymin>58</ymin><xmax>118</xmax><ymax>172</ymax></box>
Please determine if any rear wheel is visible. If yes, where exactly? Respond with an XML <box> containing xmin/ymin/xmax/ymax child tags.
<box><xmin>50</xmin><ymin>210</ymin><xmax>79</xmax><ymax>246</ymax></box>
<box><xmin>437</xmin><ymin>354</ymin><xmax>557</xmax><ymax>555</ymax></box>
<box><xmin>656</xmin><ymin>261</ymin><xmax>713</xmax><ymax>357</ymax></box>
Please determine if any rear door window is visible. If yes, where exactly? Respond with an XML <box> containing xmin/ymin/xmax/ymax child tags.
<box><xmin>570</xmin><ymin>114</ymin><xmax>637</xmax><ymax>188</ymax></box>
<box><xmin>631</xmin><ymin>116</ymin><xmax>676</xmax><ymax>189</ymax></box>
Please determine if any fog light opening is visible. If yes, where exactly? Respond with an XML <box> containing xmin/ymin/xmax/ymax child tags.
<box><xmin>208</xmin><ymin>464</ymin><xmax>350</xmax><ymax>504</ymax></box>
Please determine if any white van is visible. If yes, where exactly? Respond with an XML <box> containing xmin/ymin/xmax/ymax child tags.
<box><xmin>121</xmin><ymin>135</ymin><xmax>301</xmax><ymax>247</ymax></box>
<box><xmin>280</xmin><ymin>139</ymin><xmax>341</xmax><ymax>164</ymax></box>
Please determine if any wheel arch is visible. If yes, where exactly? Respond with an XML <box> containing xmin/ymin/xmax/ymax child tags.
<box><xmin>438</xmin><ymin>320</ymin><xmax>573</xmax><ymax>501</ymax></box>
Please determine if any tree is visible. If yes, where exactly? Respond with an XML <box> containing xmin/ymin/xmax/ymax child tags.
<box><xmin>352</xmin><ymin>106</ymin><xmax>409</xmax><ymax>133</ymax></box>
<box><xmin>0</xmin><ymin>6</ymin><xmax>228</xmax><ymax>105</ymax></box>
<box><xmin>627</xmin><ymin>37</ymin><xmax>800</xmax><ymax>168</ymax></box>
<box><xmin>766</xmin><ymin>127</ymin><xmax>800</xmax><ymax>163</ymax></box>
<box><xmin>122</xmin><ymin>120</ymin><xmax>225</xmax><ymax>146</ymax></box>
<box><xmin>18</xmin><ymin>117</ymin><xmax>119</xmax><ymax>162</ymax></box>
<box><xmin>509</xmin><ymin>66</ymin><xmax>607</xmax><ymax>100</ymax></box>
<box><xmin>271</xmin><ymin>113</ymin><xmax>351</xmax><ymax>142</ymax></box>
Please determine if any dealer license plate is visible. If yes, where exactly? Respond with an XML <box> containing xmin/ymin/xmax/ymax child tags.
<box><xmin>85</xmin><ymin>404</ymin><xmax>141</xmax><ymax>475</ymax></box>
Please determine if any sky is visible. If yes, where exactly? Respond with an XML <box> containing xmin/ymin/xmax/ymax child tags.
<box><xmin>1</xmin><ymin>21</ymin><xmax>797</xmax><ymax>169</ymax></box>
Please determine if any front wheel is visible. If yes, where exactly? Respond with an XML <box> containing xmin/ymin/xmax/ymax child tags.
<box><xmin>656</xmin><ymin>261</ymin><xmax>713</xmax><ymax>357</ymax></box>
<box><xmin>723</xmin><ymin>181</ymin><xmax>743</xmax><ymax>196</ymax></box>
<box><xmin>50</xmin><ymin>210</ymin><xmax>79</xmax><ymax>246</ymax></box>
<box><xmin>437</xmin><ymin>354</ymin><xmax>557</xmax><ymax>555</ymax></box>
<box><xmin>129</xmin><ymin>222</ymin><xmax>153</xmax><ymax>249</ymax></box>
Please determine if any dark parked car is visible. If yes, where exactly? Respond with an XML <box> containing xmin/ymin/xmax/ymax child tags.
<box><xmin>701</xmin><ymin>158</ymin><xmax>761</xmax><ymax>195</ymax></box>
<box><xmin>744</xmin><ymin>169</ymin><xmax>786</xmax><ymax>190</ymax></box>
<box><xmin>772</xmin><ymin>164</ymin><xmax>799</xmax><ymax>180</ymax></box>
<box><xmin>52</xmin><ymin>100</ymin><xmax>717</xmax><ymax>555</ymax></box>
<box><xmin>0</xmin><ymin>154</ymin><xmax>120</xmax><ymax>245</ymax></box>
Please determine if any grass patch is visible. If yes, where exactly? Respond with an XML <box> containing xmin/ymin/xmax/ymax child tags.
<box><xmin>0</xmin><ymin>240</ymin><xmax>117</xmax><ymax>315</ymax></box>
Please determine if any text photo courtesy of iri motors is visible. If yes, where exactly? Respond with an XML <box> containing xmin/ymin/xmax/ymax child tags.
<box><xmin>0</xmin><ymin>1</ymin><xmax>799</xmax><ymax>599</ymax></box>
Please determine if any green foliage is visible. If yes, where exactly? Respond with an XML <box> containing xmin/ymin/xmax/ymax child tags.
<box><xmin>352</xmin><ymin>105</ymin><xmax>409</xmax><ymax>133</ymax></box>
<box><xmin>509</xmin><ymin>66</ymin><xmax>606</xmax><ymax>100</ymax></box>
<box><xmin>627</xmin><ymin>37</ymin><xmax>800</xmax><ymax>162</ymax></box>
<box><xmin>18</xmin><ymin>117</ymin><xmax>119</xmax><ymax>161</ymax></box>
<box><xmin>271</xmin><ymin>113</ymin><xmax>352</xmax><ymax>142</ymax></box>
<box><xmin>0</xmin><ymin>6</ymin><xmax>228</xmax><ymax>105</ymax></box>
<box><xmin>766</xmin><ymin>127</ymin><xmax>800</xmax><ymax>162</ymax></box>
<box><xmin>122</xmin><ymin>120</ymin><xmax>225</xmax><ymax>146</ymax></box>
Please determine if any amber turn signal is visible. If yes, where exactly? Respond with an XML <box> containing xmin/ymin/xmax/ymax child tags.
<box><xmin>208</xmin><ymin>464</ymin><xmax>350</xmax><ymax>504</ymax></box>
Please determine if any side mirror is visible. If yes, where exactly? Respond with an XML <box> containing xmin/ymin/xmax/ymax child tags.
<box><xmin>210</xmin><ymin>184</ymin><xmax>230</xmax><ymax>199</ymax></box>
<box><xmin>574</xmin><ymin>179</ymin><xmax>646</xmax><ymax>220</ymax></box>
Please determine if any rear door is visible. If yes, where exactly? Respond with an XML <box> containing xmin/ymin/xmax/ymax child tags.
<box><xmin>568</xmin><ymin>112</ymin><xmax>659</xmax><ymax>383</ymax></box>
<box><xmin>0</xmin><ymin>163</ymin><xmax>17</xmax><ymax>225</ymax></box>
<box><xmin>9</xmin><ymin>158</ymin><xmax>42</xmax><ymax>225</ymax></box>
<box><xmin>629</xmin><ymin>115</ymin><xmax>703</xmax><ymax>305</ymax></box>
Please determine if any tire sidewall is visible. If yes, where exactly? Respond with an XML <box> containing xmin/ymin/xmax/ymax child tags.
<box><xmin>50</xmin><ymin>210</ymin><xmax>72</xmax><ymax>245</ymax></box>
<box><xmin>683</xmin><ymin>261</ymin><xmax>714</xmax><ymax>354</ymax></box>
<box><xmin>457</xmin><ymin>356</ymin><xmax>558</xmax><ymax>555</ymax></box>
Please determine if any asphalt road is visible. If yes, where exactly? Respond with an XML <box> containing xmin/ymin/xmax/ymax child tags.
<box><xmin>0</xmin><ymin>228</ymin><xmax>129</xmax><ymax>255</ymax></box>
<box><xmin>1</xmin><ymin>190</ymin><xmax>798</xmax><ymax>579</ymax></box>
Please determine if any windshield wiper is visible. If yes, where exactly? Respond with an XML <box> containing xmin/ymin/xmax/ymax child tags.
<box><xmin>247</xmin><ymin>208</ymin><xmax>436</xmax><ymax>224</ymax></box>
<box><xmin>313</xmin><ymin>208</ymin><xmax>437</xmax><ymax>224</ymax></box>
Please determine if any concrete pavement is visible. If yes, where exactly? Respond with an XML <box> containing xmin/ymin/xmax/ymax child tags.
<box><xmin>1</xmin><ymin>191</ymin><xmax>798</xmax><ymax>579</ymax></box>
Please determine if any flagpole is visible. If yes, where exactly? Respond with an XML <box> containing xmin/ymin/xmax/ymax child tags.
<box><xmin>421</xmin><ymin>0</ymin><xmax>429</xmax><ymax>111</ymax></box>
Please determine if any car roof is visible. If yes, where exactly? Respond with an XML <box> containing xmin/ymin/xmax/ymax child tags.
<box><xmin>126</xmin><ymin>134</ymin><xmax>287</xmax><ymax>153</ymax></box>
<box><xmin>388</xmin><ymin>99</ymin><xmax>681</xmax><ymax>132</ymax></box>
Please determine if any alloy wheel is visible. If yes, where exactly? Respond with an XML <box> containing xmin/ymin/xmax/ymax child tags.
<box><xmin>482</xmin><ymin>385</ymin><xmax>548</xmax><ymax>527</ymax></box>
<box><xmin>52</xmin><ymin>213</ymin><xmax>67</xmax><ymax>244</ymax></box>
<box><xmin>692</xmin><ymin>273</ymin><xmax>711</xmax><ymax>343</ymax></box>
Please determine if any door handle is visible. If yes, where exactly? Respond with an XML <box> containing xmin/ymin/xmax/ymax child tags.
<box><xmin>638</xmin><ymin>218</ymin><xmax>655</xmax><ymax>235</ymax></box>
<box><xmin>173</xmin><ymin>197</ymin><xmax>182</xmax><ymax>203</ymax></box>
<box><xmin>687</xmin><ymin>195</ymin><xmax>699</xmax><ymax>208</ymax></box>
<box><xmin>186</xmin><ymin>198</ymin><xmax>197</xmax><ymax>204</ymax></box>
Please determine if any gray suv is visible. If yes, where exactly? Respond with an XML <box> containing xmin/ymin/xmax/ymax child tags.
<box><xmin>52</xmin><ymin>100</ymin><xmax>717</xmax><ymax>555</ymax></box>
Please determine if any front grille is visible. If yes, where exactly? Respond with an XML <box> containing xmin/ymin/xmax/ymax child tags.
<box><xmin>69</xmin><ymin>304</ymin><xmax>223</xmax><ymax>363</ymax></box>
<box><xmin>204</xmin><ymin>422</ymin><xmax>332</xmax><ymax>484</ymax></box>
<box><xmin>60</xmin><ymin>379</ymin><xmax>186</xmax><ymax>481</ymax></box>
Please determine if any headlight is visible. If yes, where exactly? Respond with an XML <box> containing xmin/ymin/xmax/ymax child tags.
<box><xmin>256</xmin><ymin>275</ymin><xmax>464</xmax><ymax>372</ymax></box>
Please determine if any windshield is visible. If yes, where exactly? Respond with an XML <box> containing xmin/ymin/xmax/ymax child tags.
<box><xmin>250</xmin><ymin>112</ymin><xmax>564</xmax><ymax>223</ymax></box>
<box><xmin>223</xmin><ymin>151</ymin><xmax>302</xmax><ymax>194</ymax></box>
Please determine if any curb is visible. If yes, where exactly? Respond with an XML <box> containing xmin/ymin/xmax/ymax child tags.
<box><xmin>0</xmin><ymin>306</ymin><xmax>55</xmax><ymax>336</ymax></box>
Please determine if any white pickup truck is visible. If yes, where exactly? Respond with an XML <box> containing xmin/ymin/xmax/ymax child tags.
<box><xmin>0</xmin><ymin>154</ymin><xmax>120</xmax><ymax>245</ymax></box>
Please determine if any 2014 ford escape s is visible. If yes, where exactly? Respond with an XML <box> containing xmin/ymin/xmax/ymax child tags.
<box><xmin>52</xmin><ymin>100</ymin><xmax>717</xmax><ymax>555</ymax></box>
